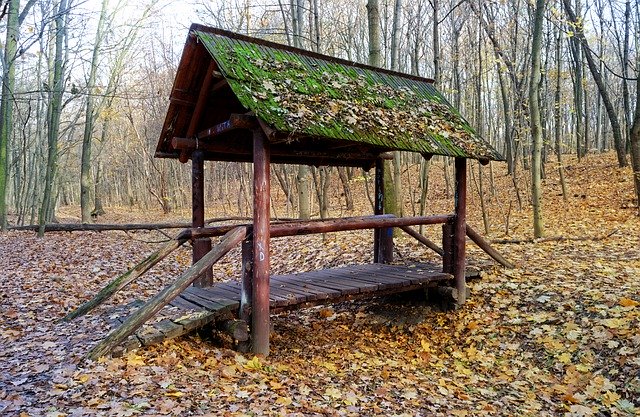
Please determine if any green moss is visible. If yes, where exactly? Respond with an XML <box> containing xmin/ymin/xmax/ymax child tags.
<box><xmin>195</xmin><ymin>30</ymin><xmax>503</xmax><ymax>161</ymax></box>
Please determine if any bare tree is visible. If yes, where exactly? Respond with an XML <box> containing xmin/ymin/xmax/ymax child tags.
<box><xmin>562</xmin><ymin>0</ymin><xmax>627</xmax><ymax>168</ymax></box>
<box><xmin>530</xmin><ymin>0</ymin><xmax>545</xmax><ymax>237</ymax></box>
<box><xmin>0</xmin><ymin>0</ymin><xmax>37</xmax><ymax>229</ymax></box>
<box><xmin>38</xmin><ymin>0</ymin><xmax>70</xmax><ymax>236</ymax></box>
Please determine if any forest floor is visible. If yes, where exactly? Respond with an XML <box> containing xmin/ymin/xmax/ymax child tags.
<box><xmin>1</xmin><ymin>152</ymin><xmax>639</xmax><ymax>416</ymax></box>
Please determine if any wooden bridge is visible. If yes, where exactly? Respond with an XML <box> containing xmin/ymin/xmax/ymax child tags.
<box><xmin>105</xmin><ymin>261</ymin><xmax>476</xmax><ymax>357</ymax></box>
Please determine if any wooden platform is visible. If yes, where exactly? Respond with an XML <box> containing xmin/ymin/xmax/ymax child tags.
<box><xmin>108</xmin><ymin>263</ymin><xmax>477</xmax><ymax>356</ymax></box>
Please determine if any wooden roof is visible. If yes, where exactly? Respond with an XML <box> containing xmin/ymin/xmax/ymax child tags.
<box><xmin>155</xmin><ymin>25</ymin><xmax>503</xmax><ymax>167</ymax></box>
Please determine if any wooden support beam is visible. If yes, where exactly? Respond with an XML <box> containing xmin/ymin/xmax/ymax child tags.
<box><xmin>442</xmin><ymin>221</ymin><xmax>455</xmax><ymax>274</ymax></box>
<box><xmin>217</xmin><ymin>319</ymin><xmax>249</xmax><ymax>342</ymax></box>
<box><xmin>179</xmin><ymin>61</ymin><xmax>218</xmax><ymax>163</ymax></box>
<box><xmin>171</xmin><ymin>136</ymin><xmax>382</xmax><ymax>168</ymax></box>
<box><xmin>239</xmin><ymin>236</ymin><xmax>253</xmax><ymax>323</ymax></box>
<box><xmin>252</xmin><ymin>129</ymin><xmax>271</xmax><ymax>356</ymax></box>
<box><xmin>465</xmin><ymin>225</ymin><xmax>514</xmax><ymax>268</ymax></box>
<box><xmin>192</xmin><ymin>150</ymin><xmax>213</xmax><ymax>286</ymax></box>
<box><xmin>181</xmin><ymin>214</ymin><xmax>453</xmax><ymax>240</ymax></box>
<box><xmin>454</xmin><ymin>158</ymin><xmax>467</xmax><ymax>305</ymax></box>
<box><xmin>196</xmin><ymin>114</ymin><xmax>258</xmax><ymax>140</ymax></box>
<box><xmin>373</xmin><ymin>158</ymin><xmax>393</xmax><ymax>263</ymax></box>
<box><xmin>399</xmin><ymin>225</ymin><xmax>444</xmax><ymax>256</ymax></box>
<box><xmin>86</xmin><ymin>226</ymin><xmax>246</xmax><ymax>360</ymax></box>
<box><xmin>373</xmin><ymin>159</ymin><xmax>383</xmax><ymax>263</ymax></box>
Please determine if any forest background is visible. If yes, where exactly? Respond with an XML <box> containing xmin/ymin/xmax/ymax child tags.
<box><xmin>1</xmin><ymin>0</ymin><xmax>640</xmax><ymax>416</ymax></box>
<box><xmin>0</xmin><ymin>0</ymin><xmax>638</xmax><ymax>231</ymax></box>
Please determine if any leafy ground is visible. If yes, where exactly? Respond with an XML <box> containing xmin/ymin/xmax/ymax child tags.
<box><xmin>1</xmin><ymin>153</ymin><xmax>639</xmax><ymax>416</ymax></box>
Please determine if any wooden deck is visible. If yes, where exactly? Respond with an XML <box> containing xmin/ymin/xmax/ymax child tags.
<box><xmin>108</xmin><ymin>263</ymin><xmax>477</xmax><ymax>356</ymax></box>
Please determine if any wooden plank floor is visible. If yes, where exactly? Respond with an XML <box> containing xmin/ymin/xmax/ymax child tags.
<box><xmin>109</xmin><ymin>263</ymin><xmax>471</xmax><ymax>355</ymax></box>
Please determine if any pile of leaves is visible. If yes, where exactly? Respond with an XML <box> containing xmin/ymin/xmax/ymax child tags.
<box><xmin>1</xmin><ymin>153</ymin><xmax>639</xmax><ymax>416</ymax></box>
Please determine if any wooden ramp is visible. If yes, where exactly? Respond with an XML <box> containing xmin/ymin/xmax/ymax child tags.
<box><xmin>108</xmin><ymin>262</ymin><xmax>470</xmax><ymax>355</ymax></box>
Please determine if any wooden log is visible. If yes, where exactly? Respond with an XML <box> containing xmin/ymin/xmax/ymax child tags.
<box><xmin>399</xmin><ymin>225</ymin><xmax>444</xmax><ymax>256</ymax></box>
<box><xmin>179</xmin><ymin>61</ymin><xmax>217</xmax><ymax>163</ymax></box>
<box><xmin>441</xmin><ymin>221</ymin><xmax>455</xmax><ymax>273</ymax></box>
<box><xmin>196</xmin><ymin>114</ymin><xmax>258</xmax><ymax>140</ymax></box>
<box><xmin>86</xmin><ymin>226</ymin><xmax>246</xmax><ymax>360</ymax></box>
<box><xmin>217</xmin><ymin>319</ymin><xmax>249</xmax><ymax>342</ymax></box>
<box><xmin>453</xmin><ymin>158</ymin><xmax>467</xmax><ymax>305</ymax></box>
<box><xmin>62</xmin><ymin>235</ymin><xmax>188</xmax><ymax>322</ymax></box>
<box><xmin>183</xmin><ymin>214</ymin><xmax>453</xmax><ymax>240</ymax></box>
<box><xmin>239</xmin><ymin>236</ymin><xmax>253</xmax><ymax>323</ymax></box>
<box><xmin>373</xmin><ymin>158</ymin><xmax>383</xmax><ymax>263</ymax></box>
<box><xmin>252</xmin><ymin>128</ymin><xmax>271</xmax><ymax>356</ymax></box>
<box><xmin>465</xmin><ymin>225</ymin><xmax>514</xmax><ymax>268</ymax></box>
<box><xmin>8</xmin><ymin>216</ymin><xmax>295</xmax><ymax>233</ymax></box>
<box><xmin>192</xmin><ymin>149</ymin><xmax>213</xmax><ymax>287</ymax></box>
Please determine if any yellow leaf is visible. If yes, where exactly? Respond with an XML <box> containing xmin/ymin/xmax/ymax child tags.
<box><xmin>275</xmin><ymin>396</ymin><xmax>292</xmax><ymax>406</ymax></box>
<box><xmin>165</xmin><ymin>390</ymin><xmax>184</xmax><ymax>398</ymax></box>
<box><xmin>601</xmin><ymin>390</ymin><xmax>621</xmax><ymax>406</ymax></box>
<box><xmin>269</xmin><ymin>380</ymin><xmax>284</xmax><ymax>390</ymax></box>
<box><xmin>220</xmin><ymin>365</ymin><xmax>237</xmax><ymax>378</ymax></box>
<box><xmin>126</xmin><ymin>354</ymin><xmax>145</xmax><ymax>366</ymax></box>
<box><xmin>602</xmin><ymin>318</ymin><xmax>623</xmax><ymax>329</ymax></box>
<box><xmin>558</xmin><ymin>352</ymin><xmax>572</xmax><ymax>364</ymax></box>
<box><xmin>76</xmin><ymin>374</ymin><xmax>90</xmax><ymax>384</ymax></box>
<box><xmin>324</xmin><ymin>387</ymin><xmax>342</xmax><ymax>400</ymax></box>
<box><xmin>619</xmin><ymin>297</ymin><xmax>639</xmax><ymax>308</ymax></box>
<box><xmin>244</xmin><ymin>356</ymin><xmax>262</xmax><ymax>371</ymax></box>
<box><xmin>575</xmin><ymin>364</ymin><xmax>591</xmax><ymax>373</ymax></box>
<box><xmin>420</xmin><ymin>339</ymin><xmax>430</xmax><ymax>351</ymax></box>
<box><xmin>320</xmin><ymin>361</ymin><xmax>337</xmax><ymax>372</ymax></box>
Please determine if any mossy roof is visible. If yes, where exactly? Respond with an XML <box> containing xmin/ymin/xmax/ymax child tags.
<box><xmin>156</xmin><ymin>26</ymin><xmax>503</xmax><ymax>164</ymax></box>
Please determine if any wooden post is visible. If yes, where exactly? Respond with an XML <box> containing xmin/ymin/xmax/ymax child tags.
<box><xmin>239</xmin><ymin>236</ymin><xmax>253</xmax><ymax>323</ymax></box>
<box><xmin>373</xmin><ymin>158</ymin><xmax>393</xmax><ymax>263</ymax></box>
<box><xmin>373</xmin><ymin>159</ymin><xmax>383</xmax><ymax>262</ymax></box>
<box><xmin>442</xmin><ymin>221</ymin><xmax>454</xmax><ymax>274</ymax></box>
<box><xmin>454</xmin><ymin>157</ymin><xmax>467</xmax><ymax>305</ymax></box>
<box><xmin>192</xmin><ymin>150</ymin><xmax>213</xmax><ymax>287</ymax></box>
<box><xmin>238</xmin><ymin>236</ymin><xmax>253</xmax><ymax>353</ymax></box>
<box><xmin>252</xmin><ymin>129</ymin><xmax>271</xmax><ymax>356</ymax></box>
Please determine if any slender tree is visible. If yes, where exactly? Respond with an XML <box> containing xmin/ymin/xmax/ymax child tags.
<box><xmin>80</xmin><ymin>0</ymin><xmax>109</xmax><ymax>223</ymax></box>
<box><xmin>530</xmin><ymin>0</ymin><xmax>546</xmax><ymax>237</ymax></box>
<box><xmin>39</xmin><ymin>0</ymin><xmax>70</xmax><ymax>236</ymax></box>
<box><xmin>630</xmin><ymin>11</ymin><xmax>640</xmax><ymax>214</ymax></box>
<box><xmin>0</xmin><ymin>0</ymin><xmax>37</xmax><ymax>230</ymax></box>
<box><xmin>562</xmin><ymin>0</ymin><xmax>627</xmax><ymax>167</ymax></box>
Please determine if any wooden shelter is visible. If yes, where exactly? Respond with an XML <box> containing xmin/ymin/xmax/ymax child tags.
<box><xmin>80</xmin><ymin>25</ymin><xmax>508</xmax><ymax>359</ymax></box>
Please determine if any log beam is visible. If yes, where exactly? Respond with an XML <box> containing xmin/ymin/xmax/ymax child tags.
<box><xmin>465</xmin><ymin>225</ymin><xmax>514</xmax><ymax>268</ymax></box>
<box><xmin>399</xmin><ymin>225</ymin><xmax>444</xmax><ymax>256</ymax></box>
<box><xmin>86</xmin><ymin>226</ymin><xmax>246</xmax><ymax>360</ymax></box>
<box><xmin>179</xmin><ymin>61</ymin><xmax>218</xmax><ymax>163</ymax></box>
<box><xmin>252</xmin><ymin>129</ymin><xmax>271</xmax><ymax>356</ymax></box>
<box><xmin>181</xmin><ymin>214</ymin><xmax>453</xmax><ymax>240</ymax></box>
<box><xmin>192</xmin><ymin>149</ymin><xmax>213</xmax><ymax>286</ymax></box>
<box><xmin>454</xmin><ymin>158</ymin><xmax>467</xmax><ymax>305</ymax></box>
<box><xmin>62</xmin><ymin>235</ymin><xmax>188</xmax><ymax>321</ymax></box>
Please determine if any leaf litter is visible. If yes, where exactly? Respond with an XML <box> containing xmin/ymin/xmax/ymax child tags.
<box><xmin>0</xmin><ymin>153</ymin><xmax>639</xmax><ymax>416</ymax></box>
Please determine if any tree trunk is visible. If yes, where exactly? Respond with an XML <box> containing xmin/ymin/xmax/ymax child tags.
<box><xmin>630</xmin><ymin>25</ymin><xmax>640</xmax><ymax>214</ymax></box>
<box><xmin>562</xmin><ymin>0</ymin><xmax>627</xmax><ymax>167</ymax></box>
<box><xmin>80</xmin><ymin>0</ymin><xmax>109</xmax><ymax>223</ymax></box>
<box><xmin>0</xmin><ymin>0</ymin><xmax>20</xmax><ymax>230</ymax></box>
<box><xmin>554</xmin><ymin>19</ymin><xmax>568</xmax><ymax>201</ymax></box>
<box><xmin>38</xmin><ymin>0</ymin><xmax>69</xmax><ymax>237</ymax></box>
<box><xmin>530</xmin><ymin>0</ymin><xmax>546</xmax><ymax>238</ymax></box>
<box><xmin>366</xmin><ymin>0</ymin><xmax>382</xmax><ymax>68</ymax></box>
